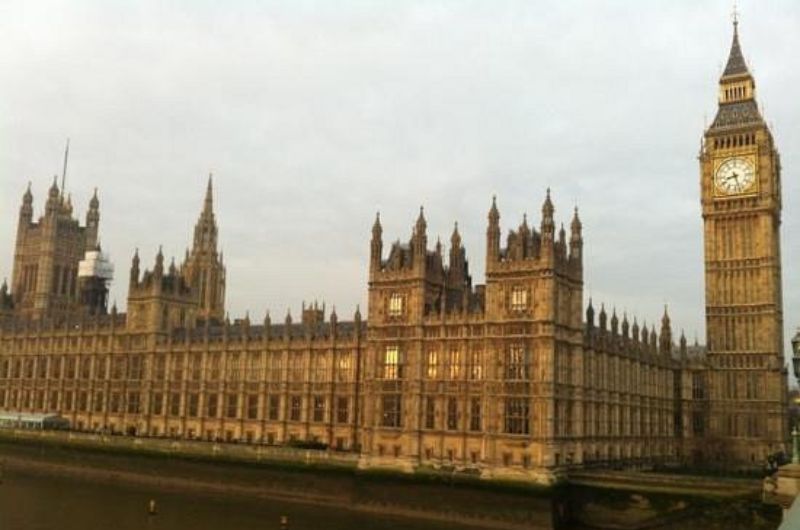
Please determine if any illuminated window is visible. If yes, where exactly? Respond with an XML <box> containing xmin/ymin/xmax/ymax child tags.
<box><xmin>383</xmin><ymin>346</ymin><xmax>401</xmax><ymax>379</ymax></box>
<box><xmin>388</xmin><ymin>293</ymin><xmax>404</xmax><ymax>317</ymax></box>
<box><xmin>447</xmin><ymin>350</ymin><xmax>461</xmax><ymax>379</ymax></box>
<box><xmin>468</xmin><ymin>350</ymin><xmax>482</xmax><ymax>380</ymax></box>
<box><xmin>426</xmin><ymin>351</ymin><xmax>438</xmax><ymax>379</ymax></box>
<box><xmin>510</xmin><ymin>286</ymin><xmax>528</xmax><ymax>312</ymax></box>
<box><xmin>336</xmin><ymin>353</ymin><xmax>352</xmax><ymax>382</ymax></box>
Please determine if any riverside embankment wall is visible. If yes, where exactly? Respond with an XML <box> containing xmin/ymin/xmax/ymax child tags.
<box><xmin>0</xmin><ymin>429</ymin><xmax>561</xmax><ymax>530</ymax></box>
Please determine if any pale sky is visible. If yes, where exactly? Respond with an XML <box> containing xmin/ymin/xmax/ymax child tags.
<box><xmin>1</xmin><ymin>1</ymin><xmax>798</xmax><ymax>365</ymax></box>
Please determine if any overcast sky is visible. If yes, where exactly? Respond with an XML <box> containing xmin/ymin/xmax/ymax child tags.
<box><xmin>1</xmin><ymin>1</ymin><xmax>798</xmax><ymax>363</ymax></box>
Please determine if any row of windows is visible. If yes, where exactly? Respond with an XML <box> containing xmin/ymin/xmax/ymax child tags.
<box><xmin>386</xmin><ymin>285</ymin><xmax>530</xmax><ymax>319</ymax></box>
<box><xmin>584</xmin><ymin>356</ymin><xmax>673</xmax><ymax>396</ymax></box>
<box><xmin>0</xmin><ymin>355</ymin><xmax>143</xmax><ymax>381</ymax></box>
<box><xmin>0</xmin><ymin>335</ymin><xmax>110</xmax><ymax>354</ymax></box>
<box><xmin>0</xmin><ymin>390</ymin><xmax>351</xmax><ymax>424</ymax></box>
<box><xmin>0</xmin><ymin>353</ymin><xmax>355</xmax><ymax>383</ymax></box>
<box><xmin>583</xmin><ymin>405</ymin><xmax>674</xmax><ymax>438</ymax></box>
<box><xmin>721</xmin><ymin>371</ymin><xmax>763</xmax><ymax>400</ymax></box>
<box><xmin>382</xmin><ymin>345</ymin><xmax>530</xmax><ymax>381</ymax></box>
<box><xmin>422</xmin><ymin>396</ymin><xmax>483</xmax><ymax>431</ymax></box>
<box><xmin>382</xmin><ymin>394</ymin><xmax>529</xmax><ymax>435</ymax></box>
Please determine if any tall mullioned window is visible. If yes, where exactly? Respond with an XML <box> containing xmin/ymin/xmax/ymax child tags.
<box><xmin>247</xmin><ymin>353</ymin><xmax>261</xmax><ymax>382</ymax></box>
<box><xmin>268</xmin><ymin>395</ymin><xmax>280</xmax><ymax>420</ymax></box>
<box><xmin>692</xmin><ymin>373</ymin><xmax>705</xmax><ymax>399</ymax></box>
<box><xmin>426</xmin><ymin>351</ymin><xmax>438</xmax><ymax>379</ymax></box>
<box><xmin>446</xmin><ymin>397</ymin><xmax>458</xmax><ymax>430</ymax></box>
<box><xmin>191</xmin><ymin>356</ymin><xmax>202</xmax><ymax>381</ymax></box>
<box><xmin>154</xmin><ymin>356</ymin><xmax>166</xmax><ymax>381</ymax></box>
<box><xmin>188</xmin><ymin>393</ymin><xmax>199</xmax><ymax>417</ymax></box>
<box><xmin>312</xmin><ymin>396</ymin><xmax>325</xmax><ymax>422</ymax></box>
<box><xmin>267</xmin><ymin>354</ymin><xmax>282</xmax><ymax>382</ymax></box>
<box><xmin>388</xmin><ymin>293</ymin><xmax>404</xmax><ymax>317</ymax></box>
<box><xmin>336</xmin><ymin>397</ymin><xmax>349</xmax><ymax>424</ymax></box>
<box><xmin>470</xmin><ymin>397</ymin><xmax>481</xmax><ymax>432</ymax></box>
<box><xmin>424</xmin><ymin>396</ymin><xmax>435</xmax><ymax>429</ymax></box>
<box><xmin>504</xmin><ymin>398</ymin><xmax>530</xmax><ymax>435</ymax></box>
<box><xmin>290</xmin><ymin>396</ymin><xmax>302</xmax><ymax>421</ymax></box>
<box><xmin>336</xmin><ymin>352</ymin><xmax>352</xmax><ymax>382</ymax></box>
<box><xmin>226</xmin><ymin>394</ymin><xmax>238</xmax><ymax>418</ymax></box>
<box><xmin>247</xmin><ymin>394</ymin><xmax>258</xmax><ymax>419</ymax></box>
<box><xmin>447</xmin><ymin>350</ymin><xmax>461</xmax><ymax>380</ymax></box>
<box><xmin>510</xmin><ymin>286</ymin><xmax>528</xmax><ymax>312</ymax></box>
<box><xmin>311</xmin><ymin>354</ymin><xmax>328</xmax><ymax>382</ymax></box>
<box><xmin>468</xmin><ymin>350</ymin><xmax>482</xmax><ymax>380</ymax></box>
<box><xmin>289</xmin><ymin>354</ymin><xmax>304</xmax><ymax>382</ymax></box>
<box><xmin>505</xmin><ymin>344</ymin><xmax>529</xmax><ymax>381</ymax></box>
<box><xmin>382</xmin><ymin>394</ymin><xmax>402</xmax><ymax>428</ymax></box>
<box><xmin>206</xmin><ymin>394</ymin><xmax>218</xmax><ymax>418</ymax></box>
<box><xmin>382</xmin><ymin>346</ymin><xmax>401</xmax><ymax>379</ymax></box>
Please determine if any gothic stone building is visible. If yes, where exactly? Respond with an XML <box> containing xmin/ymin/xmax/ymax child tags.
<box><xmin>0</xmin><ymin>22</ymin><xmax>788</xmax><ymax>483</ymax></box>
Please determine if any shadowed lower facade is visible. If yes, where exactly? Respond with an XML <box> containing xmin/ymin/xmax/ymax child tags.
<box><xmin>0</xmin><ymin>20</ymin><xmax>788</xmax><ymax>484</ymax></box>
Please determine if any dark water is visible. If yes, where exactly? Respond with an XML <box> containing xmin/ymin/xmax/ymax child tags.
<box><xmin>0</xmin><ymin>469</ymin><xmax>469</xmax><ymax>530</ymax></box>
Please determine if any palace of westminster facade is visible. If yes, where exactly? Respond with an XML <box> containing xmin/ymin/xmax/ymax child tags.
<box><xmin>0</xmin><ymin>22</ymin><xmax>789</xmax><ymax>483</ymax></box>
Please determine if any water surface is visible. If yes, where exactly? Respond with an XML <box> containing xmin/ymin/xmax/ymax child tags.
<box><xmin>0</xmin><ymin>469</ymin><xmax>469</xmax><ymax>530</ymax></box>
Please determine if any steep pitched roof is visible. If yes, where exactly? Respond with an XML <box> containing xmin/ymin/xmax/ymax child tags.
<box><xmin>722</xmin><ymin>22</ymin><xmax>749</xmax><ymax>77</ymax></box>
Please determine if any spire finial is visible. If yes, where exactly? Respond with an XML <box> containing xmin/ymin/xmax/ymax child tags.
<box><xmin>732</xmin><ymin>0</ymin><xmax>739</xmax><ymax>28</ymax></box>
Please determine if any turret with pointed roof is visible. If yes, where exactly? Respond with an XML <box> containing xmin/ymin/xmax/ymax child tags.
<box><xmin>709</xmin><ymin>19</ymin><xmax>763</xmax><ymax>131</ymax></box>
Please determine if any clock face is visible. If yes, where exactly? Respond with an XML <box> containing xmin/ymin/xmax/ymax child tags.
<box><xmin>715</xmin><ymin>157</ymin><xmax>756</xmax><ymax>196</ymax></box>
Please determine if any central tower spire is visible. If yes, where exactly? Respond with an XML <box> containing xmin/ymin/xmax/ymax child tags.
<box><xmin>182</xmin><ymin>175</ymin><xmax>226</xmax><ymax>322</ymax></box>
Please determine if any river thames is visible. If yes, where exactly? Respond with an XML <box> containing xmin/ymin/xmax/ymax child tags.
<box><xmin>0</xmin><ymin>465</ymin><xmax>783</xmax><ymax>530</ymax></box>
<box><xmin>0</xmin><ymin>468</ymin><xmax>469</xmax><ymax>530</ymax></box>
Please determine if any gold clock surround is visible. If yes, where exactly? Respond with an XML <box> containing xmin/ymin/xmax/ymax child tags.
<box><xmin>712</xmin><ymin>153</ymin><xmax>758</xmax><ymax>197</ymax></box>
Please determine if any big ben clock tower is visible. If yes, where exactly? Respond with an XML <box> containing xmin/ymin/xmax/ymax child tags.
<box><xmin>700</xmin><ymin>18</ymin><xmax>787</xmax><ymax>461</ymax></box>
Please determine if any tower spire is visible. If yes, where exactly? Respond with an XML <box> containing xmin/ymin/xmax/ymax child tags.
<box><xmin>722</xmin><ymin>11</ymin><xmax>748</xmax><ymax>78</ymax></box>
